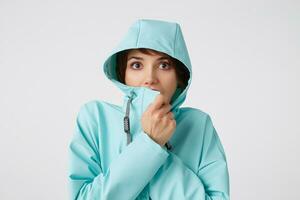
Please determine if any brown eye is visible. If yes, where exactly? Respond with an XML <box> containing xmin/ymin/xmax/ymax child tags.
<box><xmin>159</xmin><ymin>62</ymin><xmax>171</xmax><ymax>70</ymax></box>
<box><xmin>130</xmin><ymin>62</ymin><xmax>142</xmax><ymax>70</ymax></box>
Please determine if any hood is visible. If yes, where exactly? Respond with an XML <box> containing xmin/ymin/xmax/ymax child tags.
<box><xmin>102</xmin><ymin>19</ymin><xmax>193</xmax><ymax>147</ymax></box>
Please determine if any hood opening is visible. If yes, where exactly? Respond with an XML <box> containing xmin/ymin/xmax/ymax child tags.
<box><xmin>114</xmin><ymin>48</ymin><xmax>190</xmax><ymax>104</ymax></box>
<box><xmin>102</xmin><ymin>19</ymin><xmax>193</xmax><ymax>110</ymax></box>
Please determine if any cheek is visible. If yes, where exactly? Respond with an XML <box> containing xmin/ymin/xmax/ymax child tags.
<box><xmin>125</xmin><ymin>69</ymin><xmax>141</xmax><ymax>86</ymax></box>
<box><xmin>159</xmin><ymin>72</ymin><xmax>178</xmax><ymax>89</ymax></box>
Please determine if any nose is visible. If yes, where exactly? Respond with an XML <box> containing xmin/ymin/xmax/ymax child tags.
<box><xmin>143</xmin><ymin>67</ymin><xmax>158</xmax><ymax>86</ymax></box>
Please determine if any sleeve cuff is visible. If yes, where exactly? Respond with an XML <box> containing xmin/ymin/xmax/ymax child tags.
<box><xmin>136</xmin><ymin>131</ymin><xmax>170</xmax><ymax>158</ymax></box>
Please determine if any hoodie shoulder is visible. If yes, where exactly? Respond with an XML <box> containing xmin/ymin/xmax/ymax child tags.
<box><xmin>82</xmin><ymin>100</ymin><xmax>122</xmax><ymax>112</ymax></box>
<box><xmin>75</xmin><ymin>100</ymin><xmax>102</xmax><ymax>125</ymax></box>
<box><xmin>179</xmin><ymin>107</ymin><xmax>211</xmax><ymax>121</ymax></box>
<box><xmin>77</xmin><ymin>100</ymin><xmax>122</xmax><ymax>121</ymax></box>
<box><xmin>176</xmin><ymin>107</ymin><xmax>215</xmax><ymax>134</ymax></box>
<box><xmin>79</xmin><ymin>100</ymin><xmax>103</xmax><ymax>115</ymax></box>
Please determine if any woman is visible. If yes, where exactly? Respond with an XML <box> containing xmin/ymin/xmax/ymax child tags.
<box><xmin>68</xmin><ymin>19</ymin><xmax>230</xmax><ymax>200</ymax></box>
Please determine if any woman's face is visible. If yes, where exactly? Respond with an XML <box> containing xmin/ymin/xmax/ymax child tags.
<box><xmin>125</xmin><ymin>49</ymin><xmax>178</xmax><ymax>104</ymax></box>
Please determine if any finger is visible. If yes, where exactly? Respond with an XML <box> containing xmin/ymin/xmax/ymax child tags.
<box><xmin>157</xmin><ymin>104</ymin><xmax>171</xmax><ymax>116</ymax></box>
<box><xmin>163</xmin><ymin>112</ymin><xmax>173</xmax><ymax>121</ymax></box>
<box><xmin>161</xmin><ymin>111</ymin><xmax>174</xmax><ymax>121</ymax></box>
<box><xmin>167</xmin><ymin>111</ymin><xmax>174</xmax><ymax>120</ymax></box>
<box><xmin>153</xmin><ymin>104</ymin><xmax>171</xmax><ymax>119</ymax></box>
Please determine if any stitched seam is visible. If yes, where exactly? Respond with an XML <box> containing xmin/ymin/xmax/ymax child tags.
<box><xmin>173</xmin><ymin>23</ymin><xmax>179</xmax><ymax>57</ymax></box>
<box><xmin>136</xmin><ymin>20</ymin><xmax>142</xmax><ymax>47</ymax></box>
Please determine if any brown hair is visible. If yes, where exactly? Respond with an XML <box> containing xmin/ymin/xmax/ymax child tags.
<box><xmin>116</xmin><ymin>48</ymin><xmax>190</xmax><ymax>90</ymax></box>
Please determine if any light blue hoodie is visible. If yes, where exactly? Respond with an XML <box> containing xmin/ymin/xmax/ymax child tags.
<box><xmin>68</xmin><ymin>19</ymin><xmax>230</xmax><ymax>200</ymax></box>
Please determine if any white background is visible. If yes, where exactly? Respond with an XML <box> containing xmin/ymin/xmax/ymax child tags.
<box><xmin>1</xmin><ymin>0</ymin><xmax>299</xmax><ymax>199</ymax></box>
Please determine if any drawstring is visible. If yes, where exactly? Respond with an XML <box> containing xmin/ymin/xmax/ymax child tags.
<box><xmin>123</xmin><ymin>96</ymin><xmax>172</xmax><ymax>151</ymax></box>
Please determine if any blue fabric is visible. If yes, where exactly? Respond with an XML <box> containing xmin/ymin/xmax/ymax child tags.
<box><xmin>68</xmin><ymin>19</ymin><xmax>230</xmax><ymax>200</ymax></box>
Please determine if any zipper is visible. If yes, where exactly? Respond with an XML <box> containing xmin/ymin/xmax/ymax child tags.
<box><xmin>123</xmin><ymin>92</ymin><xmax>172</xmax><ymax>150</ymax></box>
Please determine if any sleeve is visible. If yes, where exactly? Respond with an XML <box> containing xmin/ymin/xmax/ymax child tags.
<box><xmin>148</xmin><ymin>115</ymin><xmax>230</xmax><ymax>200</ymax></box>
<box><xmin>68</xmin><ymin>104</ymin><xmax>170</xmax><ymax>200</ymax></box>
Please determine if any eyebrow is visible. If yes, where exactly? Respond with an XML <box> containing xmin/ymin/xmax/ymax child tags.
<box><xmin>127</xmin><ymin>56</ymin><xmax>171</xmax><ymax>61</ymax></box>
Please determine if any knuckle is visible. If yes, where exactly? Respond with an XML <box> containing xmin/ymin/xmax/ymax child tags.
<box><xmin>153</xmin><ymin>114</ymin><xmax>161</xmax><ymax>122</ymax></box>
<box><xmin>154</xmin><ymin>112</ymin><xmax>162</xmax><ymax>119</ymax></box>
<box><xmin>161</xmin><ymin>115</ymin><xmax>167</xmax><ymax>121</ymax></box>
<box><xmin>162</xmin><ymin>116</ymin><xmax>169</xmax><ymax>124</ymax></box>
<box><xmin>152</xmin><ymin>117</ymin><xmax>159</xmax><ymax>123</ymax></box>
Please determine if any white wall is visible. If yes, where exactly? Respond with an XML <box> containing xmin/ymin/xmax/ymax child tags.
<box><xmin>0</xmin><ymin>0</ymin><xmax>299</xmax><ymax>199</ymax></box>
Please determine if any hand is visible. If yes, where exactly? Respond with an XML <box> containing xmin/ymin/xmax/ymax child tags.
<box><xmin>141</xmin><ymin>94</ymin><xmax>176</xmax><ymax>146</ymax></box>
